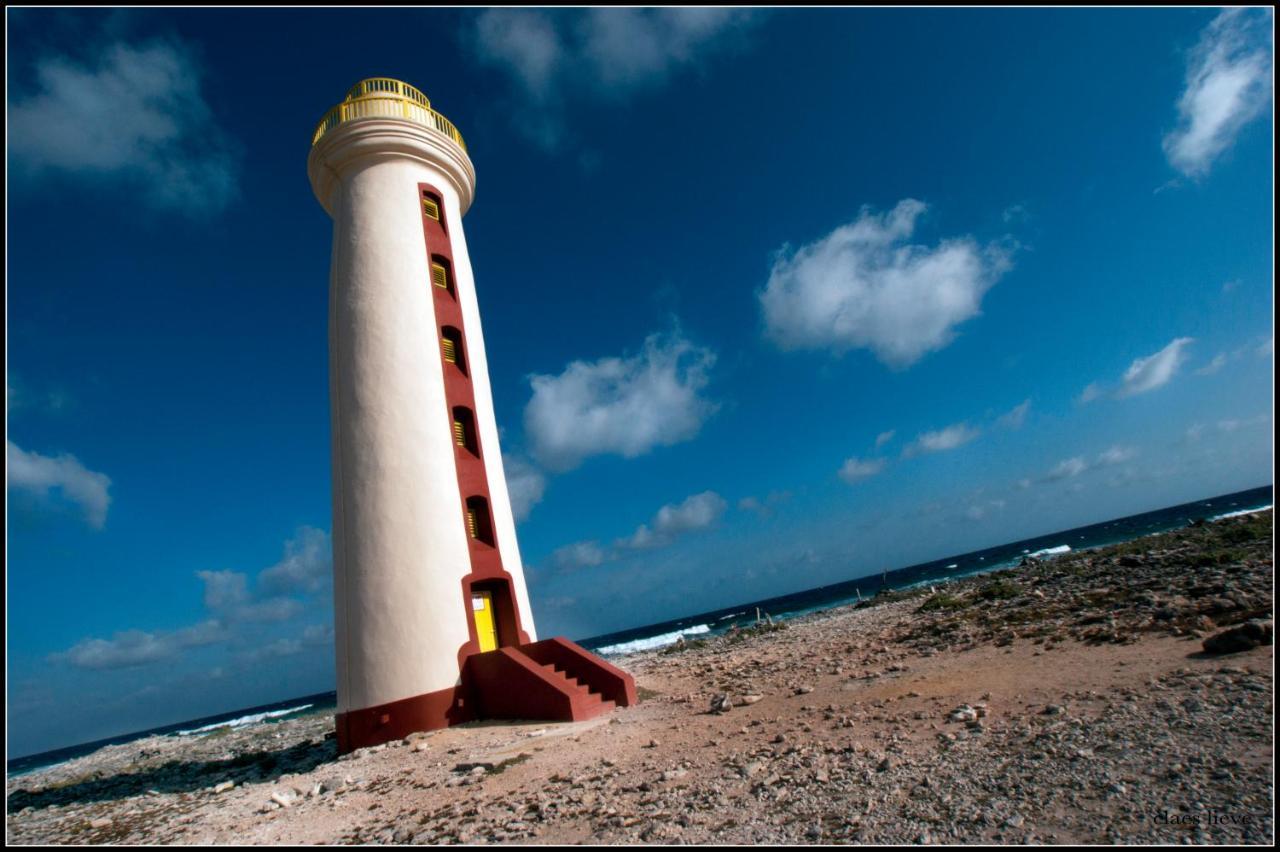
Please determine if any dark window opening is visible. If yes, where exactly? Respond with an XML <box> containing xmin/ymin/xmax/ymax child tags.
<box><xmin>421</xmin><ymin>192</ymin><xmax>442</xmax><ymax>224</ymax></box>
<box><xmin>465</xmin><ymin>496</ymin><xmax>495</xmax><ymax>546</ymax></box>
<box><xmin>422</xmin><ymin>190</ymin><xmax>447</xmax><ymax>233</ymax></box>
<box><xmin>452</xmin><ymin>406</ymin><xmax>479</xmax><ymax>456</ymax></box>
<box><xmin>430</xmin><ymin>255</ymin><xmax>455</xmax><ymax>298</ymax></box>
<box><xmin>440</xmin><ymin>326</ymin><xmax>467</xmax><ymax>375</ymax></box>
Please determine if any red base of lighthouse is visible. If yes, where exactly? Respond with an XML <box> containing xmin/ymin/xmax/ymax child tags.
<box><xmin>334</xmin><ymin>637</ymin><xmax>637</xmax><ymax>753</ymax></box>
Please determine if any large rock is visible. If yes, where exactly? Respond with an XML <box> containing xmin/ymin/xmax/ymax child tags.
<box><xmin>1202</xmin><ymin>621</ymin><xmax>1273</xmax><ymax>654</ymax></box>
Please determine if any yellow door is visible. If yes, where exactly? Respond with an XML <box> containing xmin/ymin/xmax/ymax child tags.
<box><xmin>472</xmin><ymin>592</ymin><xmax>497</xmax><ymax>652</ymax></box>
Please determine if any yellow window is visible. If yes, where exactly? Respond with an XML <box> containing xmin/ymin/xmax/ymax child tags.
<box><xmin>453</xmin><ymin>419</ymin><xmax>465</xmax><ymax>447</ymax></box>
<box><xmin>466</xmin><ymin>509</ymin><xmax>477</xmax><ymax>539</ymax></box>
<box><xmin>441</xmin><ymin>337</ymin><xmax>456</xmax><ymax>363</ymax></box>
<box><xmin>422</xmin><ymin>197</ymin><xmax>440</xmax><ymax>220</ymax></box>
<box><xmin>431</xmin><ymin>262</ymin><xmax>449</xmax><ymax>290</ymax></box>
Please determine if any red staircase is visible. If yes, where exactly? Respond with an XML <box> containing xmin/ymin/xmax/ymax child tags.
<box><xmin>462</xmin><ymin>637</ymin><xmax>637</xmax><ymax>723</ymax></box>
<box><xmin>534</xmin><ymin>662</ymin><xmax>616</xmax><ymax>718</ymax></box>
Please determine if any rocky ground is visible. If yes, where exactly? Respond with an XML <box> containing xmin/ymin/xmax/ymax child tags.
<box><xmin>7</xmin><ymin>511</ymin><xmax>1273</xmax><ymax>845</ymax></box>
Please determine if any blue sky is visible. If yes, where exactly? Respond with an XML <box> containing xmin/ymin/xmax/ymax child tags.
<box><xmin>6</xmin><ymin>8</ymin><xmax>1273</xmax><ymax>758</ymax></box>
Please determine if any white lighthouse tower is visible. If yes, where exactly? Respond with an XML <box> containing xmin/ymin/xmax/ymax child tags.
<box><xmin>308</xmin><ymin>78</ymin><xmax>634</xmax><ymax>752</ymax></box>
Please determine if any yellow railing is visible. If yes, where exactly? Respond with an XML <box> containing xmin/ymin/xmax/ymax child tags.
<box><xmin>312</xmin><ymin>78</ymin><xmax>466</xmax><ymax>151</ymax></box>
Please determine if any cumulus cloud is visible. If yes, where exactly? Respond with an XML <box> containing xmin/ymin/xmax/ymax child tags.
<box><xmin>473</xmin><ymin>9</ymin><xmax>562</xmax><ymax>100</ymax></box>
<box><xmin>1041</xmin><ymin>446</ymin><xmax>1137</xmax><ymax>483</ymax></box>
<box><xmin>1082</xmin><ymin>338</ymin><xmax>1196</xmax><ymax>401</ymax></box>
<box><xmin>1097</xmin><ymin>446</ymin><xmax>1136</xmax><ymax>466</ymax></box>
<box><xmin>238</xmin><ymin>625</ymin><xmax>332</xmax><ymax>664</ymax></box>
<box><xmin>196</xmin><ymin>568</ymin><xmax>303</xmax><ymax>624</ymax></box>
<box><xmin>618</xmin><ymin>491</ymin><xmax>727</xmax><ymax>551</ymax></box>
<box><xmin>470</xmin><ymin>9</ymin><xmax>761</xmax><ymax>146</ymax></box>
<box><xmin>52</xmin><ymin>529</ymin><xmax>330</xmax><ymax>670</ymax></box>
<box><xmin>7</xmin><ymin>440</ymin><xmax>112</xmax><ymax>528</ymax></box>
<box><xmin>1046</xmin><ymin>457</ymin><xmax>1089</xmax><ymax>481</ymax></box>
<box><xmin>737</xmin><ymin>490</ymin><xmax>790</xmax><ymax>519</ymax></box>
<box><xmin>53</xmin><ymin>620</ymin><xmax>227</xmax><ymax>671</ymax></box>
<box><xmin>903</xmin><ymin>423</ymin><xmax>981</xmax><ymax>458</ymax></box>
<box><xmin>838</xmin><ymin>456</ymin><xmax>886</xmax><ymax>483</ymax></box>
<box><xmin>196</xmin><ymin>529</ymin><xmax>328</xmax><ymax>623</ymax></box>
<box><xmin>257</xmin><ymin>527</ymin><xmax>331</xmax><ymax>596</ymax></box>
<box><xmin>874</xmin><ymin>430</ymin><xmax>896</xmax><ymax>448</ymax></box>
<box><xmin>997</xmin><ymin>399</ymin><xmax>1031</xmax><ymax>430</ymax></box>
<box><xmin>1195</xmin><ymin>353</ymin><xmax>1228</xmax><ymax>376</ymax></box>
<box><xmin>196</xmin><ymin>569</ymin><xmax>248</xmax><ymax>610</ymax></box>
<box><xmin>545</xmin><ymin>490</ymin><xmax>727</xmax><ymax>573</ymax></box>
<box><xmin>1163</xmin><ymin>8</ymin><xmax>1273</xmax><ymax>178</ymax></box>
<box><xmin>549</xmin><ymin>540</ymin><xmax>608</xmax><ymax>572</ymax></box>
<box><xmin>759</xmin><ymin>200</ymin><xmax>1013</xmax><ymax>368</ymax></box>
<box><xmin>9</xmin><ymin>37</ymin><xmax>239</xmax><ymax>214</ymax></box>
<box><xmin>503</xmin><ymin>454</ymin><xmax>547</xmax><ymax>522</ymax></box>
<box><xmin>1115</xmin><ymin>337</ymin><xmax>1195</xmax><ymax>398</ymax></box>
<box><xmin>524</xmin><ymin>330</ymin><xmax>717</xmax><ymax>472</ymax></box>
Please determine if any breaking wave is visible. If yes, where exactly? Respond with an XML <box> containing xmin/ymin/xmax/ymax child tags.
<box><xmin>595</xmin><ymin>625</ymin><xmax>711</xmax><ymax>657</ymax></box>
<box><xmin>1210</xmin><ymin>505</ymin><xmax>1272</xmax><ymax>521</ymax></box>
<box><xmin>174</xmin><ymin>704</ymin><xmax>314</xmax><ymax>736</ymax></box>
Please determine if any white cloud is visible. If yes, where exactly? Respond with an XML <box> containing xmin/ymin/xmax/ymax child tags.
<box><xmin>473</xmin><ymin>9</ymin><xmax>562</xmax><ymax>100</ymax></box>
<box><xmin>1097</xmin><ymin>446</ymin><xmax>1136</xmax><ymax>466</ymax></box>
<box><xmin>9</xmin><ymin>38</ymin><xmax>239</xmax><ymax>214</ymax></box>
<box><xmin>759</xmin><ymin>200</ymin><xmax>1012</xmax><ymax>368</ymax></box>
<box><xmin>524</xmin><ymin>330</ymin><xmax>717</xmax><ymax>472</ymax></box>
<box><xmin>53</xmin><ymin>620</ymin><xmax>226</xmax><ymax>671</ymax></box>
<box><xmin>257</xmin><ymin>527</ymin><xmax>331</xmax><ymax>596</ymax></box>
<box><xmin>196</xmin><ymin>528</ymin><xmax>329</xmax><ymax>624</ymax></box>
<box><xmin>1041</xmin><ymin>446</ymin><xmax>1136</xmax><ymax>483</ymax></box>
<box><xmin>997</xmin><ymin>399</ymin><xmax>1031</xmax><ymax>429</ymax></box>
<box><xmin>7</xmin><ymin>440</ymin><xmax>112</xmax><ymax>528</ymax></box>
<box><xmin>196</xmin><ymin>569</ymin><xmax>248</xmax><ymax>610</ymax></box>
<box><xmin>1195</xmin><ymin>353</ymin><xmax>1228</xmax><ymax>375</ymax></box>
<box><xmin>550</xmin><ymin>540</ymin><xmax>608</xmax><ymax>572</ymax></box>
<box><xmin>51</xmin><ymin>526</ymin><xmax>330</xmax><ymax>672</ymax></box>
<box><xmin>1163</xmin><ymin>8</ymin><xmax>1273</xmax><ymax>178</ymax></box>
<box><xmin>196</xmin><ymin>568</ymin><xmax>304</xmax><ymax>623</ymax></box>
<box><xmin>577</xmin><ymin>8</ymin><xmax>758</xmax><ymax>89</ymax></box>
<box><xmin>1078</xmin><ymin>382</ymin><xmax>1103</xmax><ymax>404</ymax></box>
<box><xmin>737</xmin><ymin>491</ymin><xmax>790</xmax><ymax>519</ymax></box>
<box><xmin>874</xmin><ymin>430</ymin><xmax>896</xmax><ymax>448</ymax></box>
<box><xmin>543</xmin><ymin>490</ymin><xmax>726</xmax><ymax>574</ymax></box>
<box><xmin>903</xmin><ymin>423</ymin><xmax>981</xmax><ymax>457</ymax></box>
<box><xmin>230</xmin><ymin>598</ymin><xmax>304</xmax><ymax>623</ymax></box>
<box><xmin>1115</xmin><ymin>337</ymin><xmax>1194</xmax><ymax>398</ymax></box>
<box><xmin>471</xmin><ymin>9</ymin><xmax>760</xmax><ymax>147</ymax></box>
<box><xmin>503</xmin><ymin>454</ymin><xmax>547</xmax><ymax>522</ymax></box>
<box><xmin>652</xmin><ymin>490</ymin><xmax>727</xmax><ymax>535</ymax></box>
<box><xmin>1046</xmin><ymin>457</ymin><xmax>1089</xmax><ymax>481</ymax></box>
<box><xmin>1258</xmin><ymin>337</ymin><xmax>1273</xmax><ymax>358</ymax></box>
<box><xmin>618</xmin><ymin>490</ymin><xmax>727</xmax><ymax>551</ymax></box>
<box><xmin>838</xmin><ymin>456</ymin><xmax>886</xmax><ymax>483</ymax></box>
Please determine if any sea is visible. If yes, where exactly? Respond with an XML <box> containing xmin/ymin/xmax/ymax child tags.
<box><xmin>8</xmin><ymin>484</ymin><xmax>1271</xmax><ymax>778</ymax></box>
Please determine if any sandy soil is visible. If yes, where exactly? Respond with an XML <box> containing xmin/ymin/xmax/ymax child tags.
<box><xmin>7</xmin><ymin>512</ymin><xmax>1273</xmax><ymax>845</ymax></box>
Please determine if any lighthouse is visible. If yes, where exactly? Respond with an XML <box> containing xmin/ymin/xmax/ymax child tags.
<box><xmin>308</xmin><ymin>78</ymin><xmax>635</xmax><ymax>752</ymax></box>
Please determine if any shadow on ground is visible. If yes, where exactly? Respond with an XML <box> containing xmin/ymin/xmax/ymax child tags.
<box><xmin>8</xmin><ymin>737</ymin><xmax>340</xmax><ymax>811</ymax></box>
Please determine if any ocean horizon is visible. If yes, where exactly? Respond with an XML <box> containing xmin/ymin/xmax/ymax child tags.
<box><xmin>8</xmin><ymin>483</ymin><xmax>1271</xmax><ymax>777</ymax></box>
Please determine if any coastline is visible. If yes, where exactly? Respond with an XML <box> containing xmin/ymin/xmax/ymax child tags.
<box><xmin>7</xmin><ymin>511</ymin><xmax>1273</xmax><ymax>844</ymax></box>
